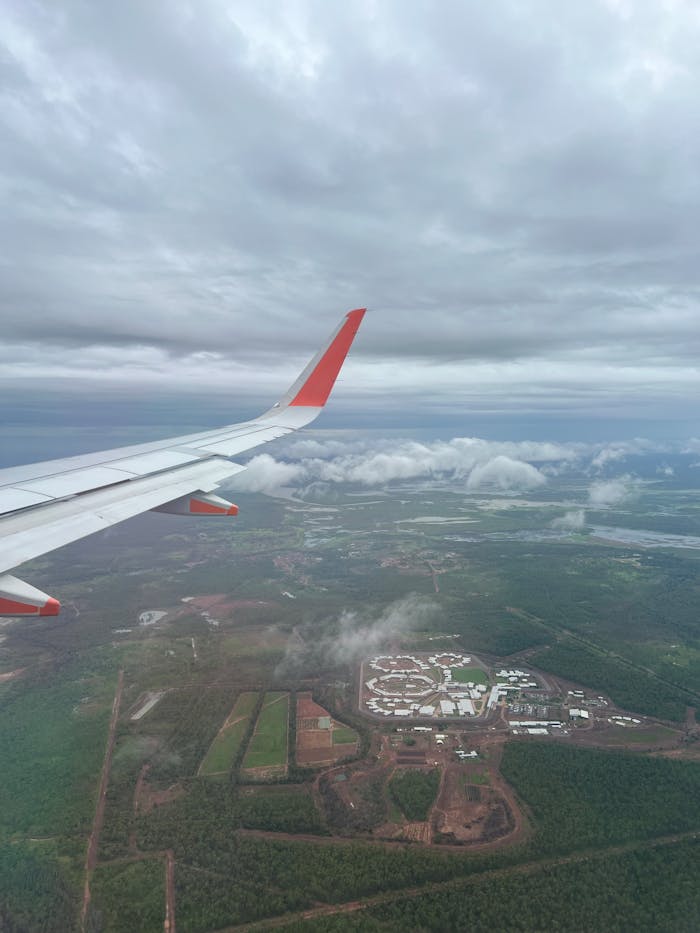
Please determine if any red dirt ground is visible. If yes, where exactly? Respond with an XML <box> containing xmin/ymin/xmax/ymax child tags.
<box><xmin>297</xmin><ymin>693</ymin><xmax>331</xmax><ymax>719</ymax></box>
<box><xmin>180</xmin><ymin>595</ymin><xmax>275</xmax><ymax>616</ymax></box>
<box><xmin>295</xmin><ymin>693</ymin><xmax>358</xmax><ymax>766</ymax></box>
<box><xmin>298</xmin><ymin>730</ymin><xmax>332</xmax><ymax>750</ymax></box>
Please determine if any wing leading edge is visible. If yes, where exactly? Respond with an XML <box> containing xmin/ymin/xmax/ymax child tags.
<box><xmin>0</xmin><ymin>308</ymin><xmax>366</xmax><ymax>615</ymax></box>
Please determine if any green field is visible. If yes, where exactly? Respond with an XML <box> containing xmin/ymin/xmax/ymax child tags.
<box><xmin>594</xmin><ymin>725</ymin><xmax>679</xmax><ymax>746</ymax></box>
<box><xmin>199</xmin><ymin>692</ymin><xmax>259</xmax><ymax>775</ymax></box>
<box><xmin>451</xmin><ymin>666</ymin><xmax>489</xmax><ymax>685</ymax></box>
<box><xmin>242</xmin><ymin>692</ymin><xmax>289</xmax><ymax>770</ymax></box>
<box><xmin>332</xmin><ymin>725</ymin><xmax>359</xmax><ymax>745</ymax></box>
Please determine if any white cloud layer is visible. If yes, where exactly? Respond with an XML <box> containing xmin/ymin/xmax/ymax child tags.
<box><xmin>229</xmin><ymin>436</ymin><xmax>573</xmax><ymax>494</ymax></box>
<box><xmin>465</xmin><ymin>455</ymin><xmax>546</xmax><ymax>491</ymax></box>
<box><xmin>552</xmin><ymin>509</ymin><xmax>586</xmax><ymax>530</ymax></box>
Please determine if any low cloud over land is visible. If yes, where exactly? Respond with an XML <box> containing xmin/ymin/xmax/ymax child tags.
<box><xmin>588</xmin><ymin>476</ymin><xmax>637</xmax><ymax>509</ymax></box>
<box><xmin>276</xmin><ymin>595</ymin><xmax>437</xmax><ymax>676</ymax></box>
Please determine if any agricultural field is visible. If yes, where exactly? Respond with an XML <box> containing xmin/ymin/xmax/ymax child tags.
<box><xmin>296</xmin><ymin>691</ymin><xmax>359</xmax><ymax>765</ymax></box>
<box><xmin>199</xmin><ymin>691</ymin><xmax>259</xmax><ymax>776</ymax></box>
<box><xmin>241</xmin><ymin>691</ymin><xmax>290</xmax><ymax>775</ymax></box>
<box><xmin>332</xmin><ymin>725</ymin><xmax>359</xmax><ymax>744</ymax></box>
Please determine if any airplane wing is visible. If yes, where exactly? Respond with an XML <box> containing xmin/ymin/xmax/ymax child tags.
<box><xmin>0</xmin><ymin>308</ymin><xmax>366</xmax><ymax>616</ymax></box>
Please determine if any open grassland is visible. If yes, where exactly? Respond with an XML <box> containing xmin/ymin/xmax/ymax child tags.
<box><xmin>200</xmin><ymin>719</ymin><xmax>249</xmax><ymax>775</ymax></box>
<box><xmin>594</xmin><ymin>725</ymin><xmax>679</xmax><ymax>746</ymax></box>
<box><xmin>199</xmin><ymin>691</ymin><xmax>259</xmax><ymax>775</ymax></box>
<box><xmin>242</xmin><ymin>691</ymin><xmax>289</xmax><ymax>770</ymax></box>
<box><xmin>451</xmin><ymin>666</ymin><xmax>489</xmax><ymax>684</ymax></box>
<box><xmin>332</xmin><ymin>725</ymin><xmax>359</xmax><ymax>745</ymax></box>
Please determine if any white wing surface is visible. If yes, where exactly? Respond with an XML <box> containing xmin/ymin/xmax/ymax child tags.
<box><xmin>0</xmin><ymin>308</ymin><xmax>366</xmax><ymax>615</ymax></box>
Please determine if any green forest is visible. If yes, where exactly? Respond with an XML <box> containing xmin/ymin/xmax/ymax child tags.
<box><xmin>532</xmin><ymin>643</ymin><xmax>689</xmax><ymax>721</ymax></box>
<box><xmin>501</xmin><ymin>742</ymin><xmax>700</xmax><ymax>854</ymax></box>
<box><xmin>389</xmin><ymin>768</ymin><xmax>440</xmax><ymax>821</ymax></box>
<box><xmin>277</xmin><ymin>838</ymin><xmax>700</xmax><ymax>932</ymax></box>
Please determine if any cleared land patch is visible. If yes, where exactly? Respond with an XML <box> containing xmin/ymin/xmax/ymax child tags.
<box><xmin>296</xmin><ymin>692</ymin><xmax>359</xmax><ymax>765</ymax></box>
<box><xmin>242</xmin><ymin>692</ymin><xmax>289</xmax><ymax>774</ymax></box>
<box><xmin>199</xmin><ymin>691</ymin><xmax>259</xmax><ymax>776</ymax></box>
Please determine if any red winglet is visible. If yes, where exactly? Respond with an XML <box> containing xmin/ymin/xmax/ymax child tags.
<box><xmin>0</xmin><ymin>595</ymin><xmax>60</xmax><ymax>616</ymax></box>
<box><xmin>289</xmin><ymin>308</ymin><xmax>366</xmax><ymax>407</ymax></box>
<box><xmin>39</xmin><ymin>597</ymin><xmax>61</xmax><ymax>616</ymax></box>
<box><xmin>190</xmin><ymin>498</ymin><xmax>239</xmax><ymax>516</ymax></box>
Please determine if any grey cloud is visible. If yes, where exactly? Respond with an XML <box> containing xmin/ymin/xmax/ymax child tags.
<box><xmin>2</xmin><ymin>1</ymin><xmax>700</xmax><ymax>435</ymax></box>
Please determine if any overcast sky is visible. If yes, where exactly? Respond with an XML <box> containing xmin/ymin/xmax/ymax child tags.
<box><xmin>2</xmin><ymin>0</ymin><xmax>700</xmax><ymax>450</ymax></box>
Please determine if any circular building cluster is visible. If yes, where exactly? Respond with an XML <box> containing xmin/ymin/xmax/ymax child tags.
<box><xmin>428</xmin><ymin>652</ymin><xmax>472</xmax><ymax>669</ymax></box>
<box><xmin>369</xmin><ymin>654</ymin><xmax>430</xmax><ymax>674</ymax></box>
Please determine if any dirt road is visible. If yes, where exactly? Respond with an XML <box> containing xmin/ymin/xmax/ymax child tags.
<box><xmin>80</xmin><ymin>668</ymin><xmax>124</xmax><ymax>932</ymax></box>
<box><xmin>164</xmin><ymin>849</ymin><xmax>176</xmax><ymax>933</ymax></box>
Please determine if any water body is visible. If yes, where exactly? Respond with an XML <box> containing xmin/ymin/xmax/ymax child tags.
<box><xmin>443</xmin><ymin>526</ymin><xmax>700</xmax><ymax>550</ymax></box>
<box><xmin>395</xmin><ymin>516</ymin><xmax>480</xmax><ymax>525</ymax></box>
<box><xmin>588</xmin><ymin>525</ymin><xmax>700</xmax><ymax>550</ymax></box>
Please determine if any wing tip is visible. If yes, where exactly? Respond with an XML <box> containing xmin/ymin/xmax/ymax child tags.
<box><xmin>39</xmin><ymin>597</ymin><xmax>61</xmax><ymax>616</ymax></box>
<box><xmin>288</xmin><ymin>307</ymin><xmax>366</xmax><ymax>408</ymax></box>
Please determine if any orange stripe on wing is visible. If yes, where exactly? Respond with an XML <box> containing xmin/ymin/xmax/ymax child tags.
<box><xmin>289</xmin><ymin>308</ymin><xmax>366</xmax><ymax>407</ymax></box>
<box><xmin>190</xmin><ymin>499</ymin><xmax>238</xmax><ymax>515</ymax></box>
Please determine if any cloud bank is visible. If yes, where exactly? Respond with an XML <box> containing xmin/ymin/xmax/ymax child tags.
<box><xmin>229</xmin><ymin>436</ymin><xmax>572</xmax><ymax>495</ymax></box>
<box><xmin>3</xmin><ymin>2</ymin><xmax>700</xmax><ymax>435</ymax></box>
